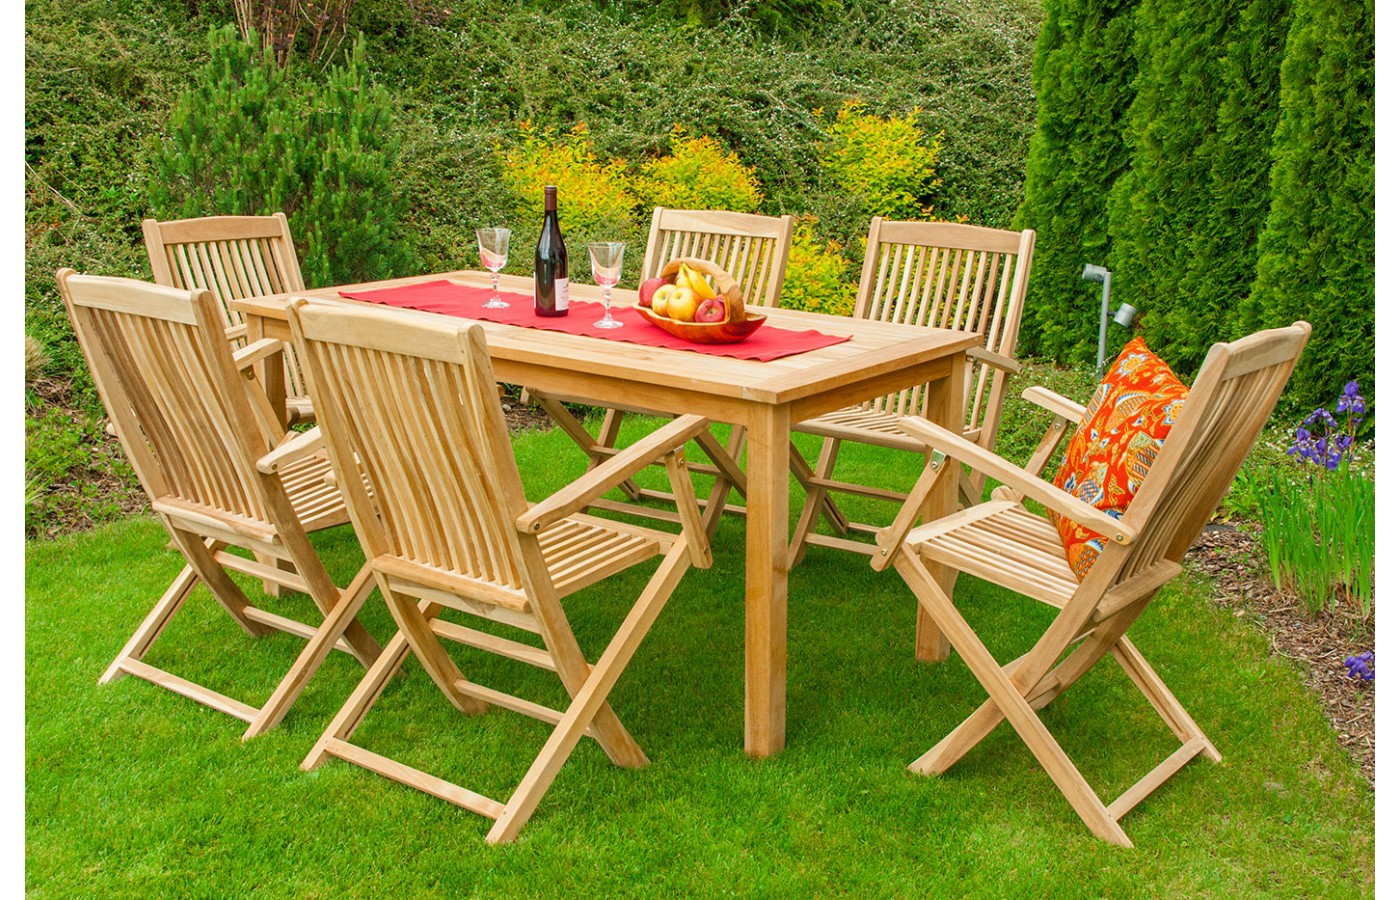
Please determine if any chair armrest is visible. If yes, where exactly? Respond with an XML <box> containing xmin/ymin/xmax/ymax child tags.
<box><xmin>896</xmin><ymin>417</ymin><xmax>1137</xmax><ymax>546</ymax></box>
<box><xmin>518</xmin><ymin>415</ymin><xmax>713</xmax><ymax>533</ymax></box>
<box><xmin>225</xmin><ymin>322</ymin><xmax>249</xmax><ymax>342</ymax></box>
<box><xmin>232</xmin><ymin>337</ymin><xmax>284</xmax><ymax>372</ymax></box>
<box><xmin>1022</xmin><ymin>385</ymin><xmax>1085</xmax><ymax>422</ymax></box>
<box><xmin>1018</xmin><ymin>386</ymin><xmax>1086</xmax><ymax>480</ymax></box>
<box><xmin>257</xmin><ymin>426</ymin><xmax>324</xmax><ymax>475</ymax></box>
<box><xmin>967</xmin><ymin>346</ymin><xmax>1022</xmax><ymax>375</ymax></box>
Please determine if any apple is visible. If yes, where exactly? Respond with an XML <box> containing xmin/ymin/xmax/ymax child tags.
<box><xmin>667</xmin><ymin>286</ymin><xmax>700</xmax><ymax>322</ymax></box>
<box><xmin>652</xmin><ymin>283</ymin><xmax>680</xmax><ymax>317</ymax></box>
<box><xmin>694</xmin><ymin>297</ymin><xmax>727</xmax><ymax>323</ymax></box>
<box><xmin>637</xmin><ymin>276</ymin><xmax>667</xmax><ymax>308</ymax></box>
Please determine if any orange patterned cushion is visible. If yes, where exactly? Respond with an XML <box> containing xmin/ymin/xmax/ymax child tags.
<box><xmin>1049</xmin><ymin>338</ymin><xmax>1189</xmax><ymax>580</ymax></box>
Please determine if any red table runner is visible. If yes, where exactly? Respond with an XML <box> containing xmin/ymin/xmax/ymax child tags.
<box><xmin>338</xmin><ymin>280</ymin><xmax>850</xmax><ymax>362</ymax></box>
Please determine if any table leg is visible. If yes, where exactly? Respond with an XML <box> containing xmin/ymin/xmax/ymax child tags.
<box><xmin>245</xmin><ymin>314</ymin><xmax>289</xmax><ymax>433</ymax></box>
<box><xmin>914</xmin><ymin>358</ymin><xmax>967</xmax><ymax>662</ymax></box>
<box><xmin>744</xmin><ymin>403</ymin><xmax>789</xmax><ymax>757</ymax></box>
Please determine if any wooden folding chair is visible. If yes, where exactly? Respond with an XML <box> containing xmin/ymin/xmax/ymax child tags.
<box><xmin>526</xmin><ymin>207</ymin><xmax>794</xmax><ymax>536</ymax></box>
<box><xmin>143</xmin><ymin>213</ymin><xmax>314</xmax><ymax>425</ymax></box>
<box><xmin>287</xmin><ymin>298</ymin><xmax>712</xmax><ymax>844</ymax></box>
<box><xmin>789</xmin><ymin>218</ymin><xmax>1035</xmax><ymax>565</ymax></box>
<box><xmin>57</xmin><ymin>269</ymin><xmax>382</xmax><ymax>740</ymax></box>
<box><xmin>870</xmin><ymin>322</ymin><xmax>1311</xmax><ymax>846</ymax></box>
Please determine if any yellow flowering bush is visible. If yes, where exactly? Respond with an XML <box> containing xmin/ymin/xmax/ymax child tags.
<box><xmin>499</xmin><ymin>122</ymin><xmax>637</xmax><ymax>237</ymax></box>
<box><xmin>635</xmin><ymin>127</ymin><xmax>764</xmax><ymax>213</ymax></box>
<box><xmin>779</xmin><ymin>218</ymin><xmax>857</xmax><ymax>316</ymax></box>
<box><xmin>818</xmin><ymin>101</ymin><xmax>943</xmax><ymax>221</ymax></box>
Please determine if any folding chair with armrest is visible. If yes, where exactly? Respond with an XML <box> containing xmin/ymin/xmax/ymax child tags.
<box><xmin>871</xmin><ymin>322</ymin><xmax>1311</xmax><ymax>845</ymax></box>
<box><xmin>288</xmin><ymin>298</ymin><xmax>712</xmax><ymax>844</ymax></box>
<box><xmin>144</xmin><ymin>213</ymin><xmax>314</xmax><ymax>426</ymax></box>
<box><xmin>789</xmin><ymin>218</ymin><xmax>1036</xmax><ymax>566</ymax></box>
<box><xmin>526</xmin><ymin>207</ymin><xmax>795</xmax><ymax>536</ymax></box>
<box><xmin>58</xmin><ymin>269</ymin><xmax>382</xmax><ymax>740</ymax></box>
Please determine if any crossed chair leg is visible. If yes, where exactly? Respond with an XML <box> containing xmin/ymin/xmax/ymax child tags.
<box><xmin>303</xmin><ymin>541</ymin><xmax>692</xmax><ymax>845</ymax></box>
<box><xmin>789</xmin><ymin>442</ymin><xmax>990</xmax><ymax>569</ymax></box>
<box><xmin>530</xmin><ymin>394</ymin><xmax>845</xmax><ymax>542</ymax></box>
<box><xmin>100</xmin><ymin>529</ymin><xmax>381</xmax><ymax>741</ymax></box>
<box><xmin>893</xmin><ymin>547</ymin><xmax>1220</xmax><ymax>847</ymax></box>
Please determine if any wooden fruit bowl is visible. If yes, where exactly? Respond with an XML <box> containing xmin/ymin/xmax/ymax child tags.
<box><xmin>634</xmin><ymin>257</ymin><xmax>767</xmax><ymax>344</ymax></box>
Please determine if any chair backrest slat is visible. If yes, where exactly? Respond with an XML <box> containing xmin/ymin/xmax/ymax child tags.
<box><xmin>290</xmin><ymin>302</ymin><xmax>533</xmax><ymax>592</ymax></box>
<box><xmin>145</xmin><ymin>214</ymin><xmax>308</xmax><ymax>393</ymax></box>
<box><xmin>57</xmin><ymin>271</ymin><xmax>275</xmax><ymax>525</ymax></box>
<box><xmin>855</xmin><ymin>218</ymin><xmax>1035</xmax><ymax>446</ymax></box>
<box><xmin>641</xmin><ymin>207</ymin><xmax>795</xmax><ymax>309</ymax></box>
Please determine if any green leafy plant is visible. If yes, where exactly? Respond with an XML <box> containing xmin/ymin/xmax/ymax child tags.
<box><xmin>148</xmin><ymin>25</ymin><xmax>416</xmax><ymax>287</ymax></box>
<box><xmin>778</xmin><ymin>218</ymin><xmax>856</xmax><ymax>316</ymax></box>
<box><xmin>498</xmin><ymin>122</ymin><xmax>638</xmax><ymax>242</ymax></box>
<box><xmin>25</xmin><ymin>0</ymin><xmax>1046</xmax><ymax>540</ymax></box>
<box><xmin>818</xmin><ymin>101</ymin><xmax>942</xmax><ymax>221</ymax></box>
<box><xmin>1257</xmin><ymin>464</ymin><xmax>1374</xmax><ymax>618</ymax></box>
<box><xmin>1257</xmin><ymin>382</ymin><xmax>1375</xmax><ymax>618</ymax></box>
<box><xmin>634</xmin><ymin>126</ymin><xmax>763</xmax><ymax>214</ymax></box>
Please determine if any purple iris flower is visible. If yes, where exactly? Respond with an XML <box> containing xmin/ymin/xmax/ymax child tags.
<box><xmin>1304</xmin><ymin>408</ymin><xmax>1338</xmax><ymax>429</ymax></box>
<box><xmin>1344</xmin><ymin>651</ymin><xmax>1374</xmax><ymax>682</ymax></box>
<box><xmin>1289</xmin><ymin>382</ymin><xmax>1368</xmax><ymax>470</ymax></box>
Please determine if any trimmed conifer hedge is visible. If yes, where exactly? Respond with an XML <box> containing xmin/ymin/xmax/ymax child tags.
<box><xmin>1012</xmin><ymin>0</ymin><xmax>1140</xmax><ymax>364</ymax></box>
<box><xmin>1015</xmin><ymin>0</ymin><xmax>1373</xmax><ymax>411</ymax></box>
<box><xmin>1243</xmin><ymin>0</ymin><xmax>1375</xmax><ymax>406</ymax></box>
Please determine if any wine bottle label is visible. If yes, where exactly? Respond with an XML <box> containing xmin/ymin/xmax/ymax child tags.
<box><xmin>557</xmin><ymin>278</ymin><xmax>569</xmax><ymax>311</ymax></box>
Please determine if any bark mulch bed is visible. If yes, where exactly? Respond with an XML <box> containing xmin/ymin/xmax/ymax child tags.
<box><xmin>1185</xmin><ymin>525</ymin><xmax>1375</xmax><ymax>785</ymax></box>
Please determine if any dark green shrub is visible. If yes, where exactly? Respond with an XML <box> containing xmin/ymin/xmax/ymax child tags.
<box><xmin>1106</xmin><ymin>0</ymin><xmax>1251</xmax><ymax>370</ymax></box>
<box><xmin>148</xmin><ymin>25</ymin><xmax>417</xmax><ymax>287</ymax></box>
<box><xmin>1013</xmin><ymin>0</ymin><xmax>1141</xmax><ymax>364</ymax></box>
<box><xmin>1242</xmin><ymin>0</ymin><xmax>1374</xmax><ymax>411</ymax></box>
<box><xmin>1176</xmin><ymin>0</ymin><xmax>1291</xmax><ymax>349</ymax></box>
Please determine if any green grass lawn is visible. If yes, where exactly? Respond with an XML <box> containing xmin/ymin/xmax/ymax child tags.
<box><xmin>25</xmin><ymin>420</ymin><xmax>1374</xmax><ymax>897</ymax></box>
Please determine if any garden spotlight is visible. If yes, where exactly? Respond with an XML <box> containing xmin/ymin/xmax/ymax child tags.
<box><xmin>1081</xmin><ymin>264</ymin><xmax>1137</xmax><ymax>372</ymax></box>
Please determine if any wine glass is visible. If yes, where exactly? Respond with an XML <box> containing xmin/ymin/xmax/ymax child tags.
<box><xmin>590</xmin><ymin>241</ymin><xmax>626</xmax><ymax>329</ymax></box>
<box><xmin>476</xmin><ymin>227</ymin><xmax>511</xmax><ymax>309</ymax></box>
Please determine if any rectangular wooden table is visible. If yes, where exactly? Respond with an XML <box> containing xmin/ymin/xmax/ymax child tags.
<box><xmin>233</xmin><ymin>270</ymin><xmax>979</xmax><ymax>757</ymax></box>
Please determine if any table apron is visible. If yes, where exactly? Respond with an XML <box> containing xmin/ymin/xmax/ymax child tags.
<box><xmin>491</xmin><ymin>361</ymin><xmax>753</xmax><ymax>423</ymax></box>
<box><xmin>786</xmin><ymin>355</ymin><xmax>959</xmax><ymax>424</ymax></box>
